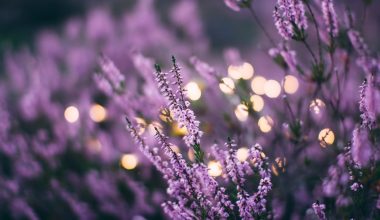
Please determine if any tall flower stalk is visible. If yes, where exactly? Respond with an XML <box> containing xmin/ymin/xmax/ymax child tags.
<box><xmin>122</xmin><ymin>57</ymin><xmax>272</xmax><ymax>219</ymax></box>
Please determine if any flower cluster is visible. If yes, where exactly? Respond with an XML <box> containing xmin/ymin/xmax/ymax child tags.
<box><xmin>1</xmin><ymin>0</ymin><xmax>380</xmax><ymax>219</ymax></box>
<box><xmin>123</xmin><ymin>57</ymin><xmax>272</xmax><ymax>219</ymax></box>
<box><xmin>0</xmin><ymin>1</ymin><xmax>210</xmax><ymax>218</ymax></box>
<box><xmin>312</xmin><ymin>202</ymin><xmax>327</xmax><ymax>220</ymax></box>
<box><xmin>154</xmin><ymin>58</ymin><xmax>203</xmax><ymax>160</ymax></box>
<box><xmin>273</xmin><ymin>0</ymin><xmax>308</xmax><ymax>40</ymax></box>
<box><xmin>321</xmin><ymin>0</ymin><xmax>339</xmax><ymax>37</ymax></box>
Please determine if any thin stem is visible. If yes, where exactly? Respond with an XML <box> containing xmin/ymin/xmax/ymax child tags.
<box><xmin>302</xmin><ymin>40</ymin><xmax>318</xmax><ymax>64</ymax></box>
<box><xmin>246</xmin><ymin>6</ymin><xmax>276</xmax><ymax>47</ymax></box>
<box><xmin>283</xmin><ymin>96</ymin><xmax>296</xmax><ymax>123</ymax></box>
<box><xmin>305</xmin><ymin>1</ymin><xmax>322</xmax><ymax>62</ymax></box>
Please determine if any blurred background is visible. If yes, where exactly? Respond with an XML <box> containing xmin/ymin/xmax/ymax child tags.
<box><xmin>2</xmin><ymin>0</ymin><xmax>380</xmax><ymax>71</ymax></box>
<box><xmin>0</xmin><ymin>0</ymin><xmax>258</xmax><ymax>55</ymax></box>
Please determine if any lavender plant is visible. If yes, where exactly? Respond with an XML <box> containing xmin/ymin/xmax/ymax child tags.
<box><xmin>222</xmin><ymin>0</ymin><xmax>380</xmax><ymax>219</ymax></box>
<box><xmin>123</xmin><ymin>57</ymin><xmax>272</xmax><ymax>219</ymax></box>
<box><xmin>1</xmin><ymin>0</ymin><xmax>380</xmax><ymax>219</ymax></box>
<box><xmin>0</xmin><ymin>1</ymin><xmax>210</xmax><ymax>219</ymax></box>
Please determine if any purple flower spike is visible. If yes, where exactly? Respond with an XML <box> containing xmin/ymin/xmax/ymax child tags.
<box><xmin>273</xmin><ymin>0</ymin><xmax>308</xmax><ymax>40</ymax></box>
<box><xmin>321</xmin><ymin>0</ymin><xmax>339</xmax><ymax>37</ymax></box>
<box><xmin>351</xmin><ymin>127</ymin><xmax>372</xmax><ymax>167</ymax></box>
<box><xmin>312</xmin><ymin>202</ymin><xmax>327</xmax><ymax>220</ymax></box>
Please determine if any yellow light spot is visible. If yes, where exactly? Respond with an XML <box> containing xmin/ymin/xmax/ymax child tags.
<box><xmin>135</xmin><ymin>117</ymin><xmax>147</xmax><ymax>135</ymax></box>
<box><xmin>283</xmin><ymin>75</ymin><xmax>299</xmax><ymax>94</ymax></box>
<box><xmin>172</xmin><ymin>123</ymin><xmax>188</xmax><ymax>136</ymax></box>
<box><xmin>236</xmin><ymin>147</ymin><xmax>249</xmax><ymax>162</ymax></box>
<box><xmin>309</xmin><ymin>99</ymin><xmax>326</xmax><ymax>115</ymax></box>
<box><xmin>89</xmin><ymin>104</ymin><xmax>107</xmax><ymax>123</ymax></box>
<box><xmin>185</xmin><ymin>81</ymin><xmax>202</xmax><ymax>101</ymax></box>
<box><xmin>258</xmin><ymin>116</ymin><xmax>273</xmax><ymax>133</ymax></box>
<box><xmin>219</xmin><ymin>77</ymin><xmax>235</xmax><ymax>94</ymax></box>
<box><xmin>188</xmin><ymin>149</ymin><xmax>195</xmax><ymax>162</ymax></box>
<box><xmin>228</xmin><ymin>65</ymin><xmax>242</xmax><ymax>79</ymax></box>
<box><xmin>64</xmin><ymin>106</ymin><xmax>79</xmax><ymax>123</ymax></box>
<box><xmin>264</xmin><ymin>80</ymin><xmax>281</xmax><ymax>98</ymax></box>
<box><xmin>148</xmin><ymin>121</ymin><xmax>163</xmax><ymax>135</ymax></box>
<box><xmin>228</xmin><ymin>62</ymin><xmax>255</xmax><ymax>80</ymax></box>
<box><xmin>241</xmin><ymin>62</ymin><xmax>255</xmax><ymax>80</ymax></box>
<box><xmin>250</xmin><ymin>95</ymin><xmax>264</xmax><ymax>112</ymax></box>
<box><xmin>208</xmin><ymin>161</ymin><xmax>222</xmax><ymax>177</ymax></box>
<box><xmin>120</xmin><ymin>154</ymin><xmax>138</xmax><ymax>170</ymax></box>
<box><xmin>234</xmin><ymin>104</ymin><xmax>249</xmax><ymax>122</ymax></box>
<box><xmin>251</xmin><ymin>76</ymin><xmax>267</xmax><ymax>95</ymax></box>
<box><xmin>318</xmin><ymin>128</ymin><xmax>335</xmax><ymax>147</ymax></box>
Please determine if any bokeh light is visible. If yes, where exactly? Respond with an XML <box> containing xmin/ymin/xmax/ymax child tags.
<box><xmin>89</xmin><ymin>103</ymin><xmax>107</xmax><ymax>122</ymax></box>
<box><xmin>120</xmin><ymin>154</ymin><xmax>138</xmax><ymax>170</ymax></box>
<box><xmin>309</xmin><ymin>99</ymin><xmax>326</xmax><ymax>116</ymax></box>
<box><xmin>172</xmin><ymin>123</ymin><xmax>188</xmax><ymax>136</ymax></box>
<box><xmin>185</xmin><ymin>81</ymin><xmax>202</xmax><ymax>101</ymax></box>
<box><xmin>250</xmin><ymin>95</ymin><xmax>264</xmax><ymax>112</ymax></box>
<box><xmin>264</xmin><ymin>80</ymin><xmax>281</xmax><ymax>98</ymax></box>
<box><xmin>241</xmin><ymin>62</ymin><xmax>255</xmax><ymax>80</ymax></box>
<box><xmin>219</xmin><ymin>77</ymin><xmax>235</xmax><ymax>94</ymax></box>
<box><xmin>234</xmin><ymin>104</ymin><xmax>249</xmax><ymax>122</ymax></box>
<box><xmin>251</xmin><ymin>76</ymin><xmax>266</xmax><ymax>95</ymax></box>
<box><xmin>228</xmin><ymin>64</ymin><xmax>242</xmax><ymax>79</ymax></box>
<box><xmin>283</xmin><ymin>75</ymin><xmax>299</xmax><ymax>94</ymax></box>
<box><xmin>64</xmin><ymin>105</ymin><xmax>79</xmax><ymax>123</ymax></box>
<box><xmin>228</xmin><ymin>62</ymin><xmax>254</xmax><ymax>80</ymax></box>
<box><xmin>258</xmin><ymin>116</ymin><xmax>273</xmax><ymax>133</ymax></box>
<box><xmin>236</xmin><ymin>147</ymin><xmax>249</xmax><ymax>162</ymax></box>
<box><xmin>208</xmin><ymin>161</ymin><xmax>222</xmax><ymax>177</ymax></box>
<box><xmin>318</xmin><ymin>128</ymin><xmax>335</xmax><ymax>147</ymax></box>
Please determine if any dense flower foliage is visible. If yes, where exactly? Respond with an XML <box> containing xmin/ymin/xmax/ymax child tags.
<box><xmin>0</xmin><ymin>0</ymin><xmax>380</xmax><ymax>219</ymax></box>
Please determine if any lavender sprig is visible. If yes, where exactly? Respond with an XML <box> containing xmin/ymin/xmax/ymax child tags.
<box><xmin>171</xmin><ymin>56</ymin><xmax>187</xmax><ymax>107</ymax></box>
<box><xmin>248</xmin><ymin>144</ymin><xmax>272</xmax><ymax>214</ymax></box>
<box><xmin>153</xmin><ymin>128</ymin><xmax>206</xmax><ymax>215</ymax></box>
<box><xmin>291</xmin><ymin>0</ymin><xmax>308</xmax><ymax>31</ymax></box>
<box><xmin>351</xmin><ymin>127</ymin><xmax>372</xmax><ymax>167</ymax></box>
<box><xmin>312</xmin><ymin>201</ymin><xmax>327</xmax><ymax>220</ymax></box>
<box><xmin>154</xmin><ymin>60</ymin><xmax>204</xmax><ymax>162</ymax></box>
<box><xmin>273</xmin><ymin>5</ymin><xmax>293</xmax><ymax>40</ymax></box>
<box><xmin>359</xmin><ymin>75</ymin><xmax>380</xmax><ymax>128</ymax></box>
<box><xmin>223</xmin><ymin>138</ymin><xmax>272</xmax><ymax>218</ymax></box>
<box><xmin>348</xmin><ymin>29</ymin><xmax>369</xmax><ymax>57</ymax></box>
<box><xmin>125</xmin><ymin>117</ymin><xmax>172</xmax><ymax>178</ymax></box>
<box><xmin>98</xmin><ymin>55</ymin><xmax>126</xmax><ymax>92</ymax></box>
<box><xmin>273</xmin><ymin>0</ymin><xmax>308</xmax><ymax>41</ymax></box>
<box><xmin>321</xmin><ymin>0</ymin><xmax>339</xmax><ymax>37</ymax></box>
